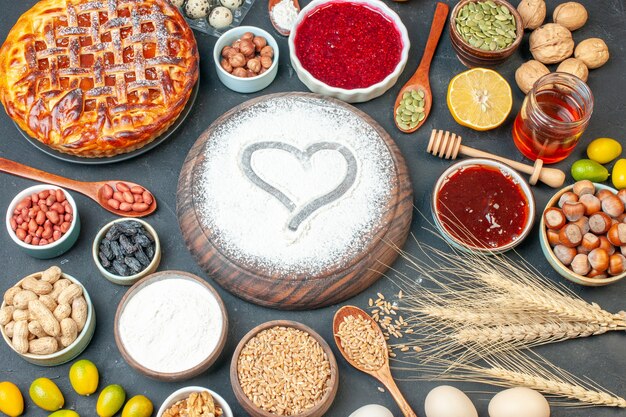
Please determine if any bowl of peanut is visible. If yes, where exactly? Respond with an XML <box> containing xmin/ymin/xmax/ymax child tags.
<box><xmin>0</xmin><ymin>266</ymin><xmax>96</xmax><ymax>366</ymax></box>
<box><xmin>214</xmin><ymin>26</ymin><xmax>279</xmax><ymax>93</ymax></box>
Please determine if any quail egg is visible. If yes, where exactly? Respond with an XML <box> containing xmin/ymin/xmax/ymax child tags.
<box><xmin>184</xmin><ymin>0</ymin><xmax>211</xmax><ymax>19</ymax></box>
<box><xmin>208</xmin><ymin>6</ymin><xmax>233</xmax><ymax>29</ymax></box>
<box><xmin>219</xmin><ymin>0</ymin><xmax>243</xmax><ymax>10</ymax></box>
<box><xmin>169</xmin><ymin>0</ymin><xmax>185</xmax><ymax>8</ymax></box>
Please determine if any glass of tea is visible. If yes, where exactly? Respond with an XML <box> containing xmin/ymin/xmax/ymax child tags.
<box><xmin>512</xmin><ymin>72</ymin><xmax>594</xmax><ymax>164</ymax></box>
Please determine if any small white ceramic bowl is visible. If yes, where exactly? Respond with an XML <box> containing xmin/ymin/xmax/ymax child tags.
<box><xmin>288</xmin><ymin>0</ymin><xmax>410</xmax><ymax>103</ymax></box>
<box><xmin>157</xmin><ymin>386</ymin><xmax>233</xmax><ymax>417</ymax></box>
<box><xmin>92</xmin><ymin>218</ymin><xmax>161</xmax><ymax>285</ymax></box>
<box><xmin>6</xmin><ymin>185</ymin><xmax>80</xmax><ymax>259</ymax></box>
<box><xmin>432</xmin><ymin>158</ymin><xmax>536</xmax><ymax>254</ymax></box>
<box><xmin>214</xmin><ymin>26</ymin><xmax>279</xmax><ymax>93</ymax></box>
<box><xmin>0</xmin><ymin>271</ymin><xmax>96</xmax><ymax>366</ymax></box>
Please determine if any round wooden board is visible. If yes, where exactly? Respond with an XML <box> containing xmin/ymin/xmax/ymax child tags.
<box><xmin>177</xmin><ymin>92</ymin><xmax>413</xmax><ymax>310</ymax></box>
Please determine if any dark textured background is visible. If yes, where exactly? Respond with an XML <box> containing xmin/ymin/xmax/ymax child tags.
<box><xmin>0</xmin><ymin>0</ymin><xmax>624</xmax><ymax>416</ymax></box>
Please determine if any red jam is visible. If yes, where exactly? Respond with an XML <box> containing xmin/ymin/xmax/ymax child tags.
<box><xmin>294</xmin><ymin>1</ymin><xmax>403</xmax><ymax>90</ymax></box>
<box><xmin>436</xmin><ymin>165</ymin><xmax>530</xmax><ymax>249</ymax></box>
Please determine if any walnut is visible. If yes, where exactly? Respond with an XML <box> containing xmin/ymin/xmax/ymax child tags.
<box><xmin>517</xmin><ymin>0</ymin><xmax>546</xmax><ymax>30</ymax></box>
<box><xmin>575</xmin><ymin>38</ymin><xmax>610</xmax><ymax>69</ymax></box>
<box><xmin>515</xmin><ymin>60</ymin><xmax>550</xmax><ymax>94</ymax></box>
<box><xmin>529</xmin><ymin>23</ymin><xmax>574</xmax><ymax>64</ymax></box>
<box><xmin>553</xmin><ymin>2</ymin><xmax>588</xmax><ymax>31</ymax></box>
<box><xmin>557</xmin><ymin>58</ymin><xmax>589</xmax><ymax>82</ymax></box>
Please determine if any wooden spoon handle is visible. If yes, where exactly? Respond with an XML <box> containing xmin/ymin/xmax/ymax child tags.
<box><xmin>381</xmin><ymin>375</ymin><xmax>418</xmax><ymax>417</ymax></box>
<box><xmin>417</xmin><ymin>2</ymin><xmax>449</xmax><ymax>72</ymax></box>
<box><xmin>0</xmin><ymin>157</ymin><xmax>96</xmax><ymax>196</ymax></box>
<box><xmin>458</xmin><ymin>145</ymin><xmax>566</xmax><ymax>188</ymax></box>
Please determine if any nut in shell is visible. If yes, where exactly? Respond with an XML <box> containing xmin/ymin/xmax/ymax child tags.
<box><xmin>553</xmin><ymin>2</ymin><xmax>588</xmax><ymax>31</ymax></box>
<box><xmin>517</xmin><ymin>0</ymin><xmax>546</xmax><ymax>30</ymax></box>
<box><xmin>575</xmin><ymin>38</ymin><xmax>610</xmax><ymax>69</ymax></box>
<box><xmin>529</xmin><ymin>23</ymin><xmax>574</xmax><ymax>64</ymax></box>
<box><xmin>516</xmin><ymin>60</ymin><xmax>550</xmax><ymax>94</ymax></box>
<box><xmin>557</xmin><ymin>58</ymin><xmax>588</xmax><ymax>82</ymax></box>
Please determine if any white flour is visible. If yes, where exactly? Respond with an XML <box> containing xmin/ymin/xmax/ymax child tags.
<box><xmin>271</xmin><ymin>0</ymin><xmax>299</xmax><ymax>31</ymax></box>
<box><xmin>193</xmin><ymin>96</ymin><xmax>396</xmax><ymax>275</ymax></box>
<box><xmin>119</xmin><ymin>277</ymin><xmax>223</xmax><ymax>373</ymax></box>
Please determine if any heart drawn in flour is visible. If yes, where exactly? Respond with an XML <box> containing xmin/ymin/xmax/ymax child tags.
<box><xmin>240</xmin><ymin>141</ymin><xmax>357</xmax><ymax>231</ymax></box>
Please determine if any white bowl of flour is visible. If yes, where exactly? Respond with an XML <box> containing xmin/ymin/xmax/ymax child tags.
<box><xmin>114</xmin><ymin>271</ymin><xmax>228</xmax><ymax>381</ymax></box>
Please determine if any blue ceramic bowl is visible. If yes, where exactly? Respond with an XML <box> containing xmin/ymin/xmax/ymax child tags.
<box><xmin>5</xmin><ymin>185</ymin><xmax>80</xmax><ymax>259</ymax></box>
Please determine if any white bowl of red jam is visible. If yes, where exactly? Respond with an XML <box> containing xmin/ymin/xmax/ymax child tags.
<box><xmin>288</xmin><ymin>0</ymin><xmax>410</xmax><ymax>103</ymax></box>
<box><xmin>432</xmin><ymin>158</ymin><xmax>536</xmax><ymax>254</ymax></box>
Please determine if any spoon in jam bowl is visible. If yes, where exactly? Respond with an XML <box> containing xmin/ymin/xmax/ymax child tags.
<box><xmin>333</xmin><ymin>305</ymin><xmax>418</xmax><ymax>417</ymax></box>
<box><xmin>0</xmin><ymin>157</ymin><xmax>157</xmax><ymax>218</ymax></box>
<box><xmin>393</xmin><ymin>2</ymin><xmax>448</xmax><ymax>133</ymax></box>
<box><xmin>268</xmin><ymin>0</ymin><xmax>300</xmax><ymax>36</ymax></box>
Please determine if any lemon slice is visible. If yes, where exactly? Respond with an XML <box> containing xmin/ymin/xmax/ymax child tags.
<box><xmin>447</xmin><ymin>68</ymin><xmax>513</xmax><ymax>131</ymax></box>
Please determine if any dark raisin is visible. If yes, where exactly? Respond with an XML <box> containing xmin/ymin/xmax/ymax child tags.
<box><xmin>100</xmin><ymin>239</ymin><xmax>113</xmax><ymax>260</ymax></box>
<box><xmin>118</xmin><ymin>221</ymin><xmax>139</xmax><ymax>236</ymax></box>
<box><xmin>119</xmin><ymin>234</ymin><xmax>136</xmax><ymax>255</ymax></box>
<box><xmin>110</xmin><ymin>240</ymin><xmax>123</xmax><ymax>260</ymax></box>
<box><xmin>145</xmin><ymin>243</ymin><xmax>155</xmax><ymax>259</ymax></box>
<box><xmin>134</xmin><ymin>246</ymin><xmax>151</xmax><ymax>266</ymax></box>
<box><xmin>124</xmin><ymin>256</ymin><xmax>143</xmax><ymax>273</ymax></box>
<box><xmin>98</xmin><ymin>251</ymin><xmax>111</xmax><ymax>268</ymax></box>
<box><xmin>105</xmin><ymin>225</ymin><xmax>121</xmax><ymax>240</ymax></box>
<box><xmin>133</xmin><ymin>233</ymin><xmax>151</xmax><ymax>247</ymax></box>
<box><xmin>112</xmin><ymin>259</ymin><xmax>129</xmax><ymax>276</ymax></box>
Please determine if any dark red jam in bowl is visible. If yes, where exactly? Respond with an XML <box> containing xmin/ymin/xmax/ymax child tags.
<box><xmin>294</xmin><ymin>1</ymin><xmax>403</xmax><ymax>90</ymax></box>
<box><xmin>436</xmin><ymin>165</ymin><xmax>530</xmax><ymax>249</ymax></box>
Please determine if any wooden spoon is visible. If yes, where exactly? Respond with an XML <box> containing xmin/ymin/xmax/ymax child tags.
<box><xmin>333</xmin><ymin>305</ymin><xmax>418</xmax><ymax>417</ymax></box>
<box><xmin>268</xmin><ymin>0</ymin><xmax>300</xmax><ymax>36</ymax></box>
<box><xmin>0</xmin><ymin>157</ymin><xmax>157</xmax><ymax>217</ymax></box>
<box><xmin>394</xmin><ymin>2</ymin><xmax>449</xmax><ymax>133</ymax></box>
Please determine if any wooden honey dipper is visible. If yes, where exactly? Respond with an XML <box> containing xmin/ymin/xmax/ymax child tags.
<box><xmin>427</xmin><ymin>129</ymin><xmax>566</xmax><ymax>188</ymax></box>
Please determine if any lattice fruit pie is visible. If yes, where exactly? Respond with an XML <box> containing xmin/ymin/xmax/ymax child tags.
<box><xmin>0</xmin><ymin>0</ymin><xmax>199</xmax><ymax>158</ymax></box>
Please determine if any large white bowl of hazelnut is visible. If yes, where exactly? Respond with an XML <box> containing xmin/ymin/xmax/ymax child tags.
<box><xmin>214</xmin><ymin>26</ymin><xmax>278</xmax><ymax>94</ymax></box>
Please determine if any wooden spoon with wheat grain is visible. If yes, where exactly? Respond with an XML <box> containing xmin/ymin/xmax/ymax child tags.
<box><xmin>333</xmin><ymin>305</ymin><xmax>418</xmax><ymax>417</ymax></box>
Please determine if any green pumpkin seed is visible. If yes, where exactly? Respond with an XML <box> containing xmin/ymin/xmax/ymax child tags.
<box><xmin>500</xmin><ymin>5</ymin><xmax>509</xmax><ymax>14</ymax></box>
<box><xmin>456</xmin><ymin>1</ymin><xmax>516</xmax><ymax>51</ymax></box>
<box><xmin>396</xmin><ymin>88</ymin><xmax>427</xmax><ymax>131</ymax></box>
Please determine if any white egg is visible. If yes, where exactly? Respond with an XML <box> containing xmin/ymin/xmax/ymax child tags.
<box><xmin>208</xmin><ymin>6</ymin><xmax>233</xmax><ymax>29</ymax></box>
<box><xmin>488</xmin><ymin>387</ymin><xmax>550</xmax><ymax>417</ymax></box>
<box><xmin>184</xmin><ymin>0</ymin><xmax>211</xmax><ymax>19</ymax></box>
<box><xmin>348</xmin><ymin>404</ymin><xmax>394</xmax><ymax>417</ymax></box>
<box><xmin>219</xmin><ymin>0</ymin><xmax>243</xmax><ymax>10</ymax></box>
<box><xmin>424</xmin><ymin>385</ymin><xmax>478</xmax><ymax>417</ymax></box>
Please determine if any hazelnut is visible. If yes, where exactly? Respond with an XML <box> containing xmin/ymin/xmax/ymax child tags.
<box><xmin>228</xmin><ymin>52</ymin><xmax>246</xmax><ymax>68</ymax></box>
<box><xmin>260</xmin><ymin>55</ymin><xmax>273</xmax><ymax>69</ymax></box>
<box><xmin>239</xmin><ymin>39</ymin><xmax>256</xmax><ymax>57</ymax></box>
<box><xmin>559</xmin><ymin>223</ymin><xmax>583</xmax><ymax>248</ymax></box>
<box><xmin>232</xmin><ymin>67</ymin><xmax>248</xmax><ymax>78</ymax></box>
<box><xmin>260</xmin><ymin>45</ymin><xmax>274</xmax><ymax>58</ymax></box>
<box><xmin>556</xmin><ymin>58</ymin><xmax>589</xmax><ymax>82</ymax></box>
<box><xmin>572</xmin><ymin>180</ymin><xmax>594</xmax><ymax>196</ymax></box>
<box><xmin>596</xmin><ymin>189</ymin><xmax>614</xmax><ymax>201</ymax></box>
<box><xmin>578</xmin><ymin>194</ymin><xmax>601</xmax><ymax>215</ymax></box>
<box><xmin>246</xmin><ymin>70</ymin><xmax>257</xmax><ymax>78</ymax></box>
<box><xmin>617</xmin><ymin>189</ymin><xmax>626</xmax><ymax>206</ymax></box>
<box><xmin>589</xmin><ymin>212</ymin><xmax>612</xmax><ymax>235</ymax></box>
<box><xmin>553</xmin><ymin>2</ymin><xmax>588</xmax><ymax>31</ymax></box>
<box><xmin>575</xmin><ymin>38</ymin><xmax>610</xmax><ymax>69</ymax></box>
<box><xmin>607</xmin><ymin>223</ymin><xmax>626</xmax><ymax>246</ymax></box>
<box><xmin>571</xmin><ymin>216</ymin><xmax>590</xmax><ymax>235</ymax></box>
<box><xmin>232</xmin><ymin>40</ymin><xmax>241</xmax><ymax>50</ymax></box>
<box><xmin>599</xmin><ymin>236</ymin><xmax>616</xmax><ymax>255</ymax></box>
<box><xmin>609</xmin><ymin>254</ymin><xmax>626</xmax><ymax>275</ymax></box>
<box><xmin>241</xmin><ymin>32</ymin><xmax>254</xmax><ymax>41</ymax></box>
<box><xmin>515</xmin><ymin>60</ymin><xmax>550</xmax><ymax>94</ymax></box>
<box><xmin>529</xmin><ymin>23</ymin><xmax>574</xmax><ymax>64</ymax></box>
<box><xmin>544</xmin><ymin>207</ymin><xmax>566</xmax><ymax>230</ymax></box>
<box><xmin>601</xmin><ymin>195</ymin><xmax>625</xmax><ymax>218</ymax></box>
<box><xmin>517</xmin><ymin>0</ymin><xmax>546</xmax><ymax>30</ymax></box>
<box><xmin>581</xmin><ymin>232</ymin><xmax>600</xmax><ymax>252</ymax></box>
<box><xmin>588</xmin><ymin>248</ymin><xmax>609</xmax><ymax>272</ymax></box>
<box><xmin>562</xmin><ymin>201</ymin><xmax>585</xmax><ymax>222</ymax></box>
<box><xmin>253</xmin><ymin>36</ymin><xmax>267</xmax><ymax>52</ymax></box>
<box><xmin>221</xmin><ymin>46</ymin><xmax>236</xmax><ymax>59</ymax></box>
<box><xmin>558</xmin><ymin>191</ymin><xmax>579</xmax><ymax>207</ymax></box>
<box><xmin>247</xmin><ymin>58</ymin><xmax>261</xmax><ymax>73</ymax></box>
<box><xmin>220</xmin><ymin>58</ymin><xmax>233</xmax><ymax>73</ymax></box>
<box><xmin>547</xmin><ymin>229</ymin><xmax>561</xmax><ymax>247</ymax></box>
<box><xmin>553</xmin><ymin>244</ymin><xmax>577</xmax><ymax>266</ymax></box>
<box><xmin>571</xmin><ymin>253</ymin><xmax>591</xmax><ymax>276</ymax></box>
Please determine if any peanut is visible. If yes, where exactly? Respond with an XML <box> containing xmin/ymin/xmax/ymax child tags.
<box><xmin>0</xmin><ymin>306</ymin><xmax>14</xmax><ymax>325</ymax></box>
<box><xmin>53</xmin><ymin>303</ymin><xmax>72</xmax><ymax>321</ymax></box>
<box><xmin>12</xmin><ymin>290</ymin><xmax>38</xmax><ymax>309</ymax></box>
<box><xmin>12</xmin><ymin>320</ymin><xmax>29</xmax><ymax>354</ymax></box>
<box><xmin>21</xmin><ymin>276</ymin><xmax>52</xmax><ymax>295</ymax></box>
<box><xmin>5</xmin><ymin>321</ymin><xmax>15</xmax><ymax>338</ymax></box>
<box><xmin>60</xmin><ymin>318</ymin><xmax>78</xmax><ymax>347</ymax></box>
<box><xmin>41</xmin><ymin>266</ymin><xmax>62</xmax><ymax>283</ymax></box>
<box><xmin>49</xmin><ymin>279</ymin><xmax>71</xmax><ymax>301</ymax></box>
<box><xmin>28</xmin><ymin>300</ymin><xmax>60</xmax><ymax>337</ymax></box>
<box><xmin>28</xmin><ymin>320</ymin><xmax>48</xmax><ymax>338</ymax></box>
<box><xmin>29</xmin><ymin>337</ymin><xmax>58</xmax><ymax>355</ymax></box>
<box><xmin>12</xmin><ymin>309</ymin><xmax>29</xmax><ymax>322</ymax></box>
<box><xmin>57</xmin><ymin>284</ymin><xmax>82</xmax><ymax>305</ymax></box>
<box><xmin>39</xmin><ymin>294</ymin><xmax>58</xmax><ymax>312</ymax></box>
<box><xmin>3</xmin><ymin>286</ymin><xmax>21</xmax><ymax>305</ymax></box>
<box><xmin>71</xmin><ymin>296</ymin><xmax>88</xmax><ymax>332</ymax></box>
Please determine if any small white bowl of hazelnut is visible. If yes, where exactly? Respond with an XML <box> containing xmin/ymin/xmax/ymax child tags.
<box><xmin>214</xmin><ymin>26</ymin><xmax>279</xmax><ymax>93</ymax></box>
